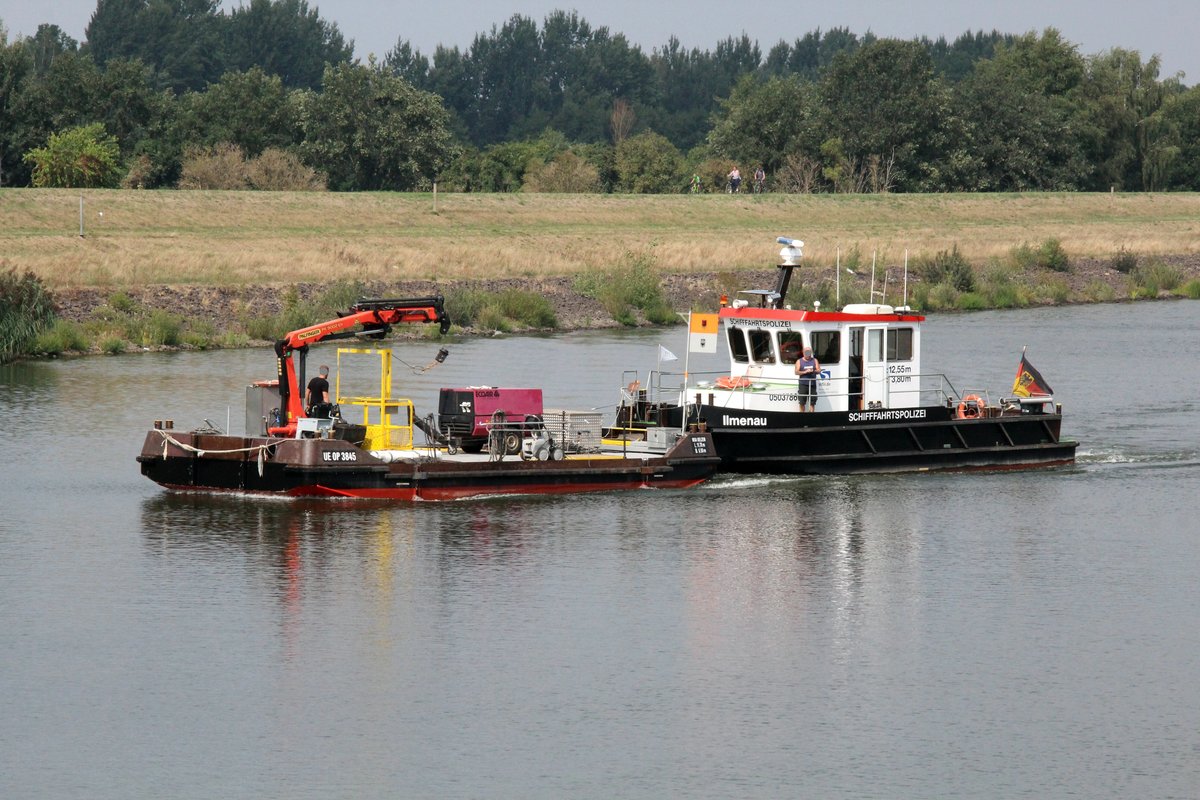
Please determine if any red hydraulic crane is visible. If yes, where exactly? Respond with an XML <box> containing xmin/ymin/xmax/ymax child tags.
<box><xmin>267</xmin><ymin>296</ymin><xmax>450</xmax><ymax>436</ymax></box>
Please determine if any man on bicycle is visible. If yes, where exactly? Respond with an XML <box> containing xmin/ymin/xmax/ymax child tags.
<box><xmin>727</xmin><ymin>167</ymin><xmax>741</xmax><ymax>194</ymax></box>
<box><xmin>753</xmin><ymin>166</ymin><xmax>766</xmax><ymax>193</ymax></box>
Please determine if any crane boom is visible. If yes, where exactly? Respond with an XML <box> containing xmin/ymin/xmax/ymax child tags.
<box><xmin>268</xmin><ymin>296</ymin><xmax>450</xmax><ymax>436</ymax></box>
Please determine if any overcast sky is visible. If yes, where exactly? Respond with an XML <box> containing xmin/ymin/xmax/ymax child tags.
<box><xmin>3</xmin><ymin>0</ymin><xmax>1195</xmax><ymax>84</ymax></box>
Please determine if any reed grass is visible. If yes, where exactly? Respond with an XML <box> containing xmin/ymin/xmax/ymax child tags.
<box><xmin>5</xmin><ymin>189</ymin><xmax>1200</xmax><ymax>289</ymax></box>
<box><xmin>1130</xmin><ymin>261</ymin><xmax>1184</xmax><ymax>296</ymax></box>
<box><xmin>32</xmin><ymin>319</ymin><xmax>87</xmax><ymax>355</ymax></box>
<box><xmin>0</xmin><ymin>267</ymin><xmax>57</xmax><ymax>361</ymax></box>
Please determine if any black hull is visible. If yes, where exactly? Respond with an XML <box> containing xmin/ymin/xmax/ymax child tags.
<box><xmin>137</xmin><ymin>431</ymin><xmax>720</xmax><ymax>500</ymax></box>
<box><xmin>670</xmin><ymin>404</ymin><xmax>1077</xmax><ymax>475</ymax></box>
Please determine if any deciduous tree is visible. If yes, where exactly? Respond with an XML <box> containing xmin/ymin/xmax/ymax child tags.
<box><xmin>24</xmin><ymin>122</ymin><xmax>122</xmax><ymax>187</ymax></box>
<box><xmin>819</xmin><ymin>39</ymin><xmax>948</xmax><ymax>191</ymax></box>
<box><xmin>86</xmin><ymin>0</ymin><xmax>224</xmax><ymax>92</ymax></box>
<box><xmin>949</xmin><ymin>30</ymin><xmax>1092</xmax><ymax>191</ymax></box>
<box><xmin>706</xmin><ymin>74</ymin><xmax>819</xmax><ymax>173</ymax></box>
<box><xmin>297</xmin><ymin>62</ymin><xmax>458</xmax><ymax>191</ymax></box>
<box><xmin>615</xmin><ymin>130</ymin><xmax>684</xmax><ymax>192</ymax></box>
<box><xmin>176</xmin><ymin>67</ymin><xmax>297</xmax><ymax>156</ymax></box>
<box><xmin>224</xmin><ymin>0</ymin><xmax>353</xmax><ymax>90</ymax></box>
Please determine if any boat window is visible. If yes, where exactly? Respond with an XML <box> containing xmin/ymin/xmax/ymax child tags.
<box><xmin>850</xmin><ymin>328</ymin><xmax>863</xmax><ymax>358</ymax></box>
<box><xmin>749</xmin><ymin>329</ymin><xmax>775</xmax><ymax>363</ymax></box>
<box><xmin>728</xmin><ymin>328</ymin><xmax>749</xmax><ymax>363</ymax></box>
<box><xmin>868</xmin><ymin>328</ymin><xmax>884</xmax><ymax>361</ymax></box>
<box><xmin>811</xmin><ymin>330</ymin><xmax>841</xmax><ymax>364</ymax></box>
<box><xmin>887</xmin><ymin>328</ymin><xmax>914</xmax><ymax>360</ymax></box>
<box><xmin>779</xmin><ymin>332</ymin><xmax>804</xmax><ymax>363</ymax></box>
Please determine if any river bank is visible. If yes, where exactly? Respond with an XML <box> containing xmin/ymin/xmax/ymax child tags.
<box><xmin>7</xmin><ymin>189</ymin><xmax>1198</xmax><ymax>357</ymax></box>
<box><xmin>45</xmin><ymin>253</ymin><xmax>1200</xmax><ymax>351</ymax></box>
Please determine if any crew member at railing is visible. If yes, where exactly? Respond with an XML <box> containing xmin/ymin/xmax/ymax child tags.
<box><xmin>795</xmin><ymin>347</ymin><xmax>821</xmax><ymax>412</ymax></box>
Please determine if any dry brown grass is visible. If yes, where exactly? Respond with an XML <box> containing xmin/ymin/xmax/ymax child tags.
<box><xmin>4</xmin><ymin>189</ymin><xmax>1200</xmax><ymax>289</ymax></box>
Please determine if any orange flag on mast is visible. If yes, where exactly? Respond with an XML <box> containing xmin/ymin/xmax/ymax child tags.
<box><xmin>689</xmin><ymin>313</ymin><xmax>719</xmax><ymax>353</ymax></box>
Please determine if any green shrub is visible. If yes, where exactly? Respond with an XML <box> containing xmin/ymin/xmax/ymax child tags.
<box><xmin>920</xmin><ymin>245</ymin><xmax>976</xmax><ymax>292</ymax></box>
<box><xmin>178</xmin><ymin>142</ymin><xmax>249</xmax><ymax>190</ymax></box>
<box><xmin>1183</xmin><ymin>279</ymin><xmax>1200</xmax><ymax>299</ymax></box>
<box><xmin>1038</xmin><ymin>238</ymin><xmax>1070</xmax><ymax>272</ymax></box>
<box><xmin>495</xmin><ymin>289</ymin><xmax>557</xmax><ymax>328</ymax></box>
<box><xmin>221</xmin><ymin>331</ymin><xmax>251</xmax><ymax>348</ymax></box>
<box><xmin>141</xmin><ymin>309</ymin><xmax>183</xmax><ymax>346</ymax></box>
<box><xmin>33</xmin><ymin>320</ymin><xmax>87</xmax><ymax>355</ymax></box>
<box><xmin>1131</xmin><ymin>262</ymin><xmax>1183</xmax><ymax>295</ymax></box>
<box><xmin>956</xmin><ymin>292</ymin><xmax>987</xmax><ymax>310</ymax></box>
<box><xmin>475</xmin><ymin>305</ymin><xmax>513</xmax><ymax>332</ymax></box>
<box><xmin>443</xmin><ymin>287</ymin><xmax>489</xmax><ymax>329</ymax></box>
<box><xmin>245</xmin><ymin>147</ymin><xmax>327</xmax><ymax>191</ymax></box>
<box><xmin>108</xmin><ymin>291</ymin><xmax>137</xmax><ymax>314</ymax></box>
<box><xmin>919</xmin><ymin>283</ymin><xmax>960</xmax><ymax>311</ymax></box>
<box><xmin>240</xmin><ymin>314</ymin><xmax>279</xmax><ymax>341</ymax></box>
<box><xmin>82</xmin><ymin>291</ymin><xmax>197</xmax><ymax>348</ymax></box>
<box><xmin>240</xmin><ymin>287</ymin><xmax>327</xmax><ymax>341</ymax></box>
<box><xmin>1112</xmin><ymin>247</ymin><xmax>1138</xmax><ymax>274</ymax></box>
<box><xmin>1010</xmin><ymin>238</ymin><xmax>1069</xmax><ymax>272</ymax></box>
<box><xmin>24</xmin><ymin>123</ymin><xmax>122</xmax><ymax>188</ymax></box>
<box><xmin>843</xmin><ymin>244</ymin><xmax>863</xmax><ymax>272</ymax></box>
<box><xmin>791</xmin><ymin>280</ymin><xmax>842</xmax><ymax>311</ymax></box>
<box><xmin>522</xmin><ymin>151</ymin><xmax>601</xmax><ymax>193</ymax></box>
<box><xmin>979</xmin><ymin>265</ymin><xmax>1024</xmax><ymax>307</ymax></box>
<box><xmin>312</xmin><ymin>280</ymin><xmax>368</xmax><ymax>317</ymax></box>
<box><xmin>0</xmin><ymin>268</ymin><xmax>58</xmax><ymax>361</ymax></box>
<box><xmin>574</xmin><ymin>250</ymin><xmax>677</xmax><ymax>326</ymax></box>
<box><xmin>644</xmin><ymin>303</ymin><xmax>680</xmax><ymax>325</ymax></box>
<box><xmin>615</xmin><ymin>131</ymin><xmax>685</xmax><ymax>193</ymax></box>
<box><xmin>443</xmin><ymin>287</ymin><xmax>557</xmax><ymax>330</ymax></box>
<box><xmin>984</xmin><ymin>281</ymin><xmax>1025</xmax><ymax>309</ymax></box>
<box><xmin>181</xmin><ymin>331</ymin><xmax>213</xmax><ymax>349</ymax></box>
<box><xmin>1083</xmin><ymin>281</ymin><xmax>1116</xmax><ymax>302</ymax></box>
<box><xmin>101</xmin><ymin>337</ymin><xmax>127</xmax><ymax>355</ymax></box>
<box><xmin>1034</xmin><ymin>278</ymin><xmax>1071</xmax><ymax>304</ymax></box>
<box><xmin>1009</xmin><ymin>242</ymin><xmax>1038</xmax><ymax>270</ymax></box>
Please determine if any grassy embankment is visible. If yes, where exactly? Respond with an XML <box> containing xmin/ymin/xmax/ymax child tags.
<box><xmin>2</xmin><ymin>189</ymin><xmax>1199</xmax><ymax>356</ymax></box>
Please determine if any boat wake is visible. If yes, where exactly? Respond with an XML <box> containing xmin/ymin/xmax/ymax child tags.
<box><xmin>1076</xmin><ymin>448</ymin><xmax>1200</xmax><ymax>471</ymax></box>
<box><xmin>700</xmin><ymin>474</ymin><xmax>814</xmax><ymax>491</ymax></box>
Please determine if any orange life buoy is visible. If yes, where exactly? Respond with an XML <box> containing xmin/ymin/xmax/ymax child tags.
<box><xmin>715</xmin><ymin>376</ymin><xmax>752</xmax><ymax>389</ymax></box>
<box><xmin>957</xmin><ymin>394</ymin><xmax>984</xmax><ymax>419</ymax></box>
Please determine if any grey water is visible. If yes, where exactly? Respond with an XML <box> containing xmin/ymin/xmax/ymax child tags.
<box><xmin>1</xmin><ymin>301</ymin><xmax>1197</xmax><ymax>799</ymax></box>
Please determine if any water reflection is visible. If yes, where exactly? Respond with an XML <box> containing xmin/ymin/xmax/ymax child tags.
<box><xmin>137</xmin><ymin>474</ymin><xmax>934</xmax><ymax>639</ymax></box>
<box><xmin>0</xmin><ymin>359</ymin><xmax>63</xmax><ymax>410</ymax></box>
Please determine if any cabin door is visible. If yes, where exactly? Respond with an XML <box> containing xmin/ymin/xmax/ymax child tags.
<box><xmin>859</xmin><ymin>325</ymin><xmax>889</xmax><ymax>408</ymax></box>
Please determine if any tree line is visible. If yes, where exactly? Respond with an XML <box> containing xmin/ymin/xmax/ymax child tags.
<box><xmin>2</xmin><ymin>2</ymin><xmax>1198</xmax><ymax>193</ymax></box>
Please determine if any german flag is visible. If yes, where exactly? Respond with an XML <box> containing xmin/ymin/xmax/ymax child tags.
<box><xmin>1012</xmin><ymin>355</ymin><xmax>1053</xmax><ymax>397</ymax></box>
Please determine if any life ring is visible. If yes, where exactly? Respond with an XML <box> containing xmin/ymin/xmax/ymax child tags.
<box><xmin>715</xmin><ymin>376</ymin><xmax>752</xmax><ymax>389</ymax></box>
<box><xmin>957</xmin><ymin>394</ymin><xmax>984</xmax><ymax>419</ymax></box>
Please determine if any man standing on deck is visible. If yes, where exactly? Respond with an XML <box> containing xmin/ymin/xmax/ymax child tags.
<box><xmin>305</xmin><ymin>364</ymin><xmax>331</xmax><ymax>417</ymax></box>
<box><xmin>795</xmin><ymin>347</ymin><xmax>820</xmax><ymax>412</ymax></box>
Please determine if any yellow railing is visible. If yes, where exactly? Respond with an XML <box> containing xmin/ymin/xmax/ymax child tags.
<box><xmin>335</xmin><ymin>347</ymin><xmax>414</xmax><ymax>451</ymax></box>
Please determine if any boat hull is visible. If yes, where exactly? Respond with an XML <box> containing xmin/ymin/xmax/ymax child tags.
<box><xmin>137</xmin><ymin>430</ymin><xmax>720</xmax><ymax>500</ymax></box>
<box><xmin>670</xmin><ymin>403</ymin><xmax>1077</xmax><ymax>475</ymax></box>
